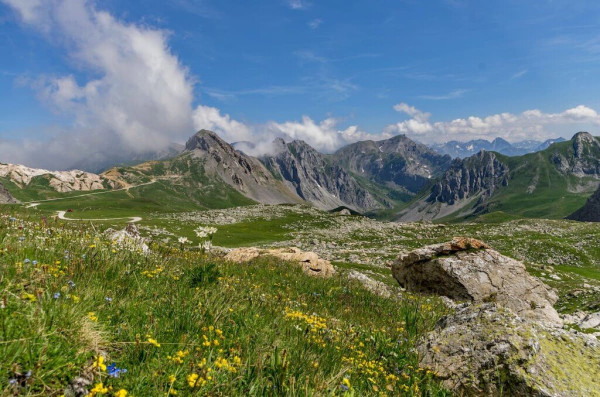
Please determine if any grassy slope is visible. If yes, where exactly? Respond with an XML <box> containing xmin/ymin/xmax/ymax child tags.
<box><xmin>485</xmin><ymin>149</ymin><xmax>592</xmax><ymax>218</ymax></box>
<box><xmin>0</xmin><ymin>213</ymin><xmax>448</xmax><ymax>396</ymax></box>
<box><xmin>433</xmin><ymin>140</ymin><xmax>599</xmax><ymax>222</ymax></box>
<box><xmin>4</xmin><ymin>154</ymin><xmax>256</xmax><ymax>220</ymax></box>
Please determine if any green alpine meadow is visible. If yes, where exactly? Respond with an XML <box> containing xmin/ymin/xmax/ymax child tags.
<box><xmin>3</xmin><ymin>1</ymin><xmax>600</xmax><ymax>396</ymax></box>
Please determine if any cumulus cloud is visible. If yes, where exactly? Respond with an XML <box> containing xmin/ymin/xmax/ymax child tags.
<box><xmin>1</xmin><ymin>0</ymin><xmax>195</xmax><ymax>169</ymax></box>
<box><xmin>192</xmin><ymin>105</ymin><xmax>253</xmax><ymax>143</ymax></box>
<box><xmin>385</xmin><ymin>103</ymin><xmax>600</xmax><ymax>143</ymax></box>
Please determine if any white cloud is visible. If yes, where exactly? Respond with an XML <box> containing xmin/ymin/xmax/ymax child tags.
<box><xmin>192</xmin><ymin>105</ymin><xmax>253</xmax><ymax>143</ymax></box>
<box><xmin>1</xmin><ymin>0</ymin><xmax>196</xmax><ymax>168</ymax></box>
<box><xmin>393</xmin><ymin>102</ymin><xmax>431</xmax><ymax>122</ymax></box>
<box><xmin>288</xmin><ymin>0</ymin><xmax>308</xmax><ymax>10</ymax></box>
<box><xmin>308</xmin><ymin>18</ymin><xmax>322</xmax><ymax>30</ymax></box>
<box><xmin>1</xmin><ymin>0</ymin><xmax>44</xmax><ymax>24</ymax></box>
<box><xmin>385</xmin><ymin>102</ymin><xmax>600</xmax><ymax>143</ymax></box>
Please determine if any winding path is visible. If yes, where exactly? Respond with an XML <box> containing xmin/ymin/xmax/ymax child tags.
<box><xmin>23</xmin><ymin>180</ymin><xmax>156</xmax><ymax>224</ymax></box>
<box><xmin>21</xmin><ymin>180</ymin><xmax>157</xmax><ymax>204</ymax></box>
<box><xmin>56</xmin><ymin>211</ymin><xmax>142</xmax><ymax>223</ymax></box>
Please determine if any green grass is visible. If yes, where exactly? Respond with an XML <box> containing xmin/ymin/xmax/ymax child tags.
<box><xmin>0</xmin><ymin>213</ymin><xmax>450</xmax><ymax>396</ymax></box>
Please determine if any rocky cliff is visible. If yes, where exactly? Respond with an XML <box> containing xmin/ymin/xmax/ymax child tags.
<box><xmin>551</xmin><ymin>132</ymin><xmax>600</xmax><ymax>177</ymax></box>
<box><xmin>261</xmin><ymin>138</ymin><xmax>385</xmax><ymax>211</ymax></box>
<box><xmin>428</xmin><ymin>150</ymin><xmax>510</xmax><ymax>205</ymax></box>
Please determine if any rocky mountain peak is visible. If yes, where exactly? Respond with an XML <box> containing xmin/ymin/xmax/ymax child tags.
<box><xmin>572</xmin><ymin>131</ymin><xmax>600</xmax><ymax>158</ymax></box>
<box><xmin>185</xmin><ymin>129</ymin><xmax>227</xmax><ymax>151</ymax></box>
<box><xmin>260</xmin><ymin>138</ymin><xmax>385</xmax><ymax>211</ymax></box>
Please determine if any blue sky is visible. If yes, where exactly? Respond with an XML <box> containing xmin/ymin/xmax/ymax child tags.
<box><xmin>2</xmin><ymin>0</ymin><xmax>600</xmax><ymax>169</ymax></box>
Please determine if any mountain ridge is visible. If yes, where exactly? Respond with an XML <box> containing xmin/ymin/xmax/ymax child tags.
<box><xmin>398</xmin><ymin>132</ymin><xmax>600</xmax><ymax>221</ymax></box>
<box><xmin>432</xmin><ymin>137</ymin><xmax>566</xmax><ymax>158</ymax></box>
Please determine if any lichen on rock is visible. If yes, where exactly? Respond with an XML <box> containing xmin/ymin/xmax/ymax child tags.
<box><xmin>418</xmin><ymin>303</ymin><xmax>600</xmax><ymax>396</ymax></box>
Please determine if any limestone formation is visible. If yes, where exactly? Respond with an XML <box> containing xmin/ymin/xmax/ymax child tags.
<box><xmin>392</xmin><ymin>237</ymin><xmax>560</xmax><ymax>323</ymax></box>
<box><xmin>0</xmin><ymin>163</ymin><xmax>113</xmax><ymax>193</ymax></box>
<box><xmin>225</xmin><ymin>246</ymin><xmax>335</xmax><ymax>277</ymax></box>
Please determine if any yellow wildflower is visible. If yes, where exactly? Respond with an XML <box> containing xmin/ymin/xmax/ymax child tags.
<box><xmin>88</xmin><ymin>312</ymin><xmax>98</xmax><ymax>322</ymax></box>
<box><xmin>89</xmin><ymin>382</ymin><xmax>108</xmax><ymax>396</ymax></box>
<box><xmin>93</xmin><ymin>356</ymin><xmax>107</xmax><ymax>371</ymax></box>
<box><xmin>113</xmin><ymin>389</ymin><xmax>128</xmax><ymax>397</ymax></box>
<box><xmin>21</xmin><ymin>292</ymin><xmax>36</xmax><ymax>302</ymax></box>
<box><xmin>342</xmin><ymin>378</ymin><xmax>352</xmax><ymax>389</ymax></box>
<box><xmin>186</xmin><ymin>373</ymin><xmax>206</xmax><ymax>388</ymax></box>
<box><xmin>147</xmin><ymin>337</ymin><xmax>161</xmax><ymax>347</ymax></box>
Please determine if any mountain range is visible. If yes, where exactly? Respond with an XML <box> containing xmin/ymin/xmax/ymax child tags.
<box><xmin>2</xmin><ymin>130</ymin><xmax>599</xmax><ymax>222</ymax></box>
<box><xmin>432</xmin><ymin>137</ymin><xmax>566</xmax><ymax>158</ymax></box>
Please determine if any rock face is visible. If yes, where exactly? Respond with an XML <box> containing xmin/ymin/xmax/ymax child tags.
<box><xmin>261</xmin><ymin>138</ymin><xmax>385</xmax><ymax>212</ymax></box>
<box><xmin>428</xmin><ymin>151</ymin><xmax>510</xmax><ymax>206</ymax></box>
<box><xmin>418</xmin><ymin>303</ymin><xmax>600</xmax><ymax>396</ymax></box>
<box><xmin>0</xmin><ymin>182</ymin><xmax>18</xmax><ymax>203</ymax></box>
<box><xmin>552</xmin><ymin>132</ymin><xmax>600</xmax><ymax>177</ymax></box>
<box><xmin>333</xmin><ymin>134</ymin><xmax>452</xmax><ymax>194</ymax></box>
<box><xmin>567</xmin><ymin>185</ymin><xmax>600</xmax><ymax>222</ymax></box>
<box><xmin>0</xmin><ymin>163</ymin><xmax>114</xmax><ymax>193</ymax></box>
<box><xmin>224</xmin><ymin>246</ymin><xmax>335</xmax><ymax>277</ymax></box>
<box><xmin>392</xmin><ymin>237</ymin><xmax>560</xmax><ymax>323</ymax></box>
<box><xmin>185</xmin><ymin>131</ymin><xmax>302</xmax><ymax>205</ymax></box>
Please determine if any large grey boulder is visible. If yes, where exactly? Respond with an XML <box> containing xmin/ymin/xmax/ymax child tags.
<box><xmin>392</xmin><ymin>237</ymin><xmax>560</xmax><ymax>324</ymax></box>
<box><xmin>418</xmin><ymin>303</ymin><xmax>600</xmax><ymax>396</ymax></box>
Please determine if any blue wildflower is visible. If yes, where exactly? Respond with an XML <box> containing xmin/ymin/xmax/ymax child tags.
<box><xmin>107</xmin><ymin>363</ymin><xmax>127</xmax><ymax>378</ymax></box>
<box><xmin>105</xmin><ymin>297</ymin><xmax>113</xmax><ymax>303</ymax></box>
<box><xmin>32</xmin><ymin>260</ymin><xmax>38</xmax><ymax>265</ymax></box>
<box><xmin>24</xmin><ymin>259</ymin><xmax>31</xmax><ymax>264</ymax></box>
<box><xmin>53</xmin><ymin>293</ymin><xmax>61</xmax><ymax>299</ymax></box>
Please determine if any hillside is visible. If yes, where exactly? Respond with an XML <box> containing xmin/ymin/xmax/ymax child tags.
<box><xmin>568</xmin><ymin>184</ymin><xmax>600</xmax><ymax>222</ymax></box>
<box><xmin>397</xmin><ymin>132</ymin><xmax>600</xmax><ymax>221</ymax></box>
<box><xmin>0</xmin><ymin>211</ymin><xmax>449</xmax><ymax>396</ymax></box>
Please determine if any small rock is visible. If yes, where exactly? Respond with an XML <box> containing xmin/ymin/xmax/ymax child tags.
<box><xmin>225</xmin><ymin>247</ymin><xmax>335</xmax><ymax>277</ymax></box>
